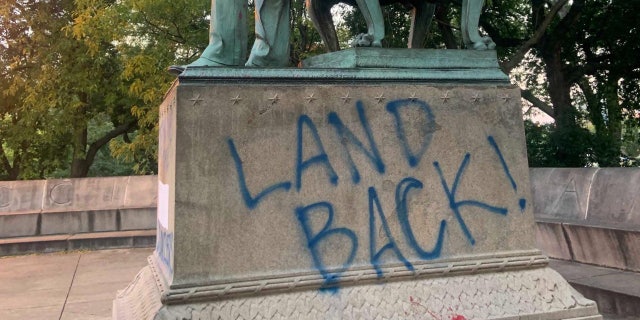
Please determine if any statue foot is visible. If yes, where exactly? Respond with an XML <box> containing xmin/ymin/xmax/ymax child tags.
<box><xmin>483</xmin><ymin>36</ymin><xmax>496</xmax><ymax>50</ymax></box>
<box><xmin>168</xmin><ymin>56</ymin><xmax>234</xmax><ymax>76</ymax></box>
<box><xmin>468</xmin><ymin>36</ymin><xmax>496</xmax><ymax>50</ymax></box>
<box><xmin>350</xmin><ymin>33</ymin><xmax>375</xmax><ymax>47</ymax></box>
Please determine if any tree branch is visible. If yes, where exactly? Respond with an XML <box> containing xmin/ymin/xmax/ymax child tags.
<box><xmin>84</xmin><ymin>121</ymin><xmax>136</xmax><ymax>170</ymax></box>
<box><xmin>521</xmin><ymin>89</ymin><xmax>555</xmax><ymax>119</ymax></box>
<box><xmin>500</xmin><ymin>0</ymin><xmax>569</xmax><ymax>73</ymax></box>
<box><xmin>0</xmin><ymin>143</ymin><xmax>13</xmax><ymax>177</ymax></box>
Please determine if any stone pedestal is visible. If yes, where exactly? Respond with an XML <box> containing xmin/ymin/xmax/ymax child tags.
<box><xmin>114</xmin><ymin>50</ymin><xmax>601</xmax><ymax>319</ymax></box>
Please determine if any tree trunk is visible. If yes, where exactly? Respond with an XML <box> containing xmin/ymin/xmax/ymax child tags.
<box><xmin>0</xmin><ymin>143</ymin><xmax>22</xmax><ymax>180</ymax></box>
<box><xmin>70</xmin><ymin>123</ymin><xmax>89</xmax><ymax>178</ymax></box>
<box><xmin>542</xmin><ymin>44</ymin><xmax>588</xmax><ymax>167</ymax></box>
<box><xmin>436</xmin><ymin>5</ymin><xmax>458</xmax><ymax>49</ymax></box>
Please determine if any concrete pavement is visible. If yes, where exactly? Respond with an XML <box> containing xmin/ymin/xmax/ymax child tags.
<box><xmin>0</xmin><ymin>248</ymin><xmax>152</xmax><ymax>320</ymax></box>
<box><xmin>1</xmin><ymin>248</ymin><xmax>639</xmax><ymax>319</ymax></box>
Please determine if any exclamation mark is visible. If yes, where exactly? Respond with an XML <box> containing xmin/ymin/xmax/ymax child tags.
<box><xmin>487</xmin><ymin>136</ymin><xmax>527</xmax><ymax>213</ymax></box>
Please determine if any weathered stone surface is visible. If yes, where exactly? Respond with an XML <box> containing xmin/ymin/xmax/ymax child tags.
<box><xmin>531</xmin><ymin>168</ymin><xmax>640</xmax><ymax>272</ymax></box>
<box><xmin>115</xmin><ymin>258</ymin><xmax>600</xmax><ymax>320</ymax></box>
<box><xmin>530</xmin><ymin>168</ymin><xmax>598</xmax><ymax>221</ymax></box>
<box><xmin>586</xmin><ymin>169</ymin><xmax>640</xmax><ymax>227</ymax></box>
<box><xmin>119</xmin><ymin>208</ymin><xmax>156</xmax><ymax>231</ymax></box>
<box><xmin>563</xmin><ymin>225</ymin><xmax>627</xmax><ymax>270</ymax></box>
<box><xmin>43</xmin><ymin>177</ymin><xmax>127</xmax><ymax>212</ymax></box>
<box><xmin>0</xmin><ymin>176</ymin><xmax>157</xmax><ymax>215</ymax></box>
<box><xmin>619</xmin><ymin>232</ymin><xmax>640</xmax><ymax>271</ymax></box>
<box><xmin>0</xmin><ymin>180</ymin><xmax>45</xmax><ymax>214</ymax></box>
<box><xmin>124</xmin><ymin>176</ymin><xmax>157</xmax><ymax>208</ymax></box>
<box><xmin>0</xmin><ymin>176</ymin><xmax>157</xmax><ymax>240</ymax></box>
<box><xmin>0</xmin><ymin>230</ymin><xmax>156</xmax><ymax>256</ymax></box>
<box><xmin>0</xmin><ymin>213</ymin><xmax>39</xmax><ymax>238</ymax></box>
<box><xmin>531</xmin><ymin>168</ymin><xmax>640</xmax><ymax>228</ymax></box>
<box><xmin>160</xmin><ymin>74</ymin><xmax>535</xmax><ymax>289</ymax></box>
<box><xmin>116</xmin><ymin>67</ymin><xmax>600</xmax><ymax>320</ymax></box>
<box><xmin>40</xmin><ymin>210</ymin><xmax>118</xmax><ymax>235</ymax></box>
<box><xmin>535</xmin><ymin>221</ymin><xmax>572</xmax><ymax>260</ymax></box>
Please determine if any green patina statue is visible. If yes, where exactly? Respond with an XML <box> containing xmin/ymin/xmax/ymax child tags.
<box><xmin>171</xmin><ymin>0</ymin><xmax>290</xmax><ymax>73</ymax></box>
<box><xmin>307</xmin><ymin>0</ymin><xmax>495</xmax><ymax>52</ymax></box>
<box><xmin>172</xmin><ymin>0</ymin><xmax>494</xmax><ymax>73</ymax></box>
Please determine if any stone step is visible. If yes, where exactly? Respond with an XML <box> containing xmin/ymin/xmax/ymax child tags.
<box><xmin>0</xmin><ymin>229</ymin><xmax>155</xmax><ymax>256</ymax></box>
<box><xmin>550</xmin><ymin>259</ymin><xmax>640</xmax><ymax>317</ymax></box>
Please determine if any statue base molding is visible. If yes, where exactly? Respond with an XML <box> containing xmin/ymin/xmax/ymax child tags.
<box><xmin>114</xmin><ymin>255</ymin><xmax>601</xmax><ymax>319</ymax></box>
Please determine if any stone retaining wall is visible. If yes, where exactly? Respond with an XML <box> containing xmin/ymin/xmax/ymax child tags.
<box><xmin>0</xmin><ymin>176</ymin><xmax>157</xmax><ymax>238</ymax></box>
<box><xmin>531</xmin><ymin>168</ymin><xmax>640</xmax><ymax>271</ymax></box>
<box><xmin>2</xmin><ymin>169</ymin><xmax>638</xmax><ymax>271</ymax></box>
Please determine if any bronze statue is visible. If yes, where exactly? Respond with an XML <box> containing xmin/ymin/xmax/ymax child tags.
<box><xmin>176</xmin><ymin>0</ymin><xmax>291</xmax><ymax>71</ymax></box>
<box><xmin>306</xmin><ymin>0</ymin><xmax>495</xmax><ymax>51</ymax></box>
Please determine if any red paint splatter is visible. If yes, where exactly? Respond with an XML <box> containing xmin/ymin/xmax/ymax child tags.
<box><xmin>408</xmin><ymin>296</ymin><xmax>441</xmax><ymax>320</ymax></box>
<box><xmin>450</xmin><ymin>315</ymin><xmax>467</xmax><ymax>320</ymax></box>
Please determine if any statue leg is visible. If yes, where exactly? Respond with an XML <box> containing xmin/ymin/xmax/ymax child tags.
<box><xmin>461</xmin><ymin>0</ymin><xmax>494</xmax><ymax>50</ymax></box>
<box><xmin>408</xmin><ymin>2</ymin><xmax>435</xmax><ymax>48</ymax></box>
<box><xmin>246</xmin><ymin>0</ymin><xmax>291</xmax><ymax>67</ymax></box>
<box><xmin>190</xmin><ymin>0</ymin><xmax>248</xmax><ymax>66</ymax></box>
<box><xmin>307</xmin><ymin>0</ymin><xmax>340</xmax><ymax>52</ymax></box>
<box><xmin>354</xmin><ymin>0</ymin><xmax>384</xmax><ymax>47</ymax></box>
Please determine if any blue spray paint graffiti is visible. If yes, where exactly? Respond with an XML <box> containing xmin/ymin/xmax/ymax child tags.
<box><xmin>386</xmin><ymin>99</ymin><xmax>437</xmax><ymax>168</ymax></box>
<box><xmin>296</xmin><ymin>115</ymin><xmax>339</xmax><ymax>191</ymax></box>
<box><xmin>328</xmin><ymin>101</ymin><xmax>385</xmax><ymax>184</ymax></box>
<box><xmin>487</xmin><ymin>136</ymin><xmax>527</xmax><ymax>212</ymax></box>
<box><xmin>225</xmin><ymin>98</ymin><xmax>525</xmax><ymax>290</ymax></box>
<box><xmin>156</xmin><ymin>224</ymin><xmax>174</xmax><ymax>275</ymax></box>
<box><xmin>396</xmin><ymin>177</ymin><xmax>447</xmax><ymax>259</ymax></box>
<box><xmin>368</xmin><ymin>186</ymin><xmax>414</xmax><ymax>277</ymax></box>
<box><xmin>295</xmin><ymin>202</ymin><xmax>358</xmax><ymax>291</ymax></box>
<box><xmin>433</xmin><ymin>154</ymin><xmax>508</xmax><ymax>246</ymax></box>
<box><xmin>228</xmin><ymin>139</ymin><xmax>292</xmax><ymax>209</ymax></box>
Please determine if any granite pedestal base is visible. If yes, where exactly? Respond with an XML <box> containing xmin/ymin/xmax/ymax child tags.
<box><xmin>114</xmin><ymin>50</ymin><xmax>601</xmax><ymax>319</ymax></box>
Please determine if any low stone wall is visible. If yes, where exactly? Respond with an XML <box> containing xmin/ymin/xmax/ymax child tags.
<box><xmin>0</xmin><ymin>176</ymin><xmax>157</xmax><ymax>238</ymax></box>
<box><xmin>2</xmin><ymin>170</ymin><xmax>638</xmax><ymax>270</ymax></box>
<box><xmin>531</xmin><ymin>168</ymin><xmax>640</xmax><ymax>272</ymax></box>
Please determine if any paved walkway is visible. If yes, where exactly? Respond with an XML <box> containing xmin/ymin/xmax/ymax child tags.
<box><xmin>0</xmin><ymin>248</ymin><xmax>152</xmax><ymax>320</ymax></box>
<box><xmin>1</xmin><ymin>248</ymin><xmax>638</xmax><ymax>319</ymax></box>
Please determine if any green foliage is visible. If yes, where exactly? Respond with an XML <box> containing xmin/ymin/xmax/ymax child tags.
<box><xmin>1</xmin><ymin>0</ymin><xmax>210</xmax><ymax>180</ymax></box>
<box><xmin>341</xmin><ymin>4</ymin><xmax>413</xmax><ymax>48</ymax></box>
<box><xmin>289</xmin><ymin>0</ymin><xmax>326</xmax><ymax>65</ymax></box>
<box><xmin>488</xmin><ymin>0</ymin><xmax>640</xmax><ymax>167</ymax></box>
<box><xmin>523</xmin><ymin>120</ymin><xmax>555</xmax><ymax>167</ymax></box>
<box><xmin>2</xmin><ymin>0</ymin><xmax>639</xmax><ymax>180</ymax></box>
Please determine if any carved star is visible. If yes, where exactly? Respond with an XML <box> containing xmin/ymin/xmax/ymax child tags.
<box><xmin>374</xmin><ymin>93</ymin><xmax>385</xmax><ymax>104</ymax></box>
<box><xmin>501</xmin><ymin>94</ymin><xmax>512</xmax><ymax>103</ymax></box>
<box><xmin>340</xmin><ymin>92</ymin><xmax>352</xmax><ymax>104</ymax></box>
<box><xmin>230</xmin><ymin>94</ymin><xmax>242</xmax><ymax>105</ymax></box>
<box><xmin>471</xmin><ymin>93</ymin><xmax>481</xmax><ymax>103</ymax></box>
<box><xmin>305</xmin><ymin>93</ymin><xmax>317</xmax><ymax>103</ymax></box>
<box><xmin>408</xmin><ymin>92</ymin><xmax>418</xmax><ymax>101</ymax></box>
<box><xmin>189</xmin><ymin>94</ymin><xmax>204</xmax><ymax>106</ymax></box>
<box><xmin>440</xmin><ymin>91</ymin><xmax>450</xmax><ymax>103</ymax></box>
<box><xmin>268</xmin><ymin>93</ymin><xmax>280</xmax><ymax>105</ymax></box>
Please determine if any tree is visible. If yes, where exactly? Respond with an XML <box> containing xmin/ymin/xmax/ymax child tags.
<box><xmin>1</xmin><ymin>0</ymin><xmax>212</xmax><ymax>179</ymax></box>
<box><xmin>1</xmin><ymin>0</ymin><xmax>75</xmax><ymax>179</ymax></box>
<box><xmin>1</xmin><ymin>0</ymin><xmax>141</xmax><ymax>179</ymax></box>
<box><xmin>487</xmin><ymin>0</ymin><xmax>640</xmax><ymax>167</ymax></box>
<box><xmin>340</xmin><ymin>0</ymin><xmax>640</xmax><ymax>167</ymax></box>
